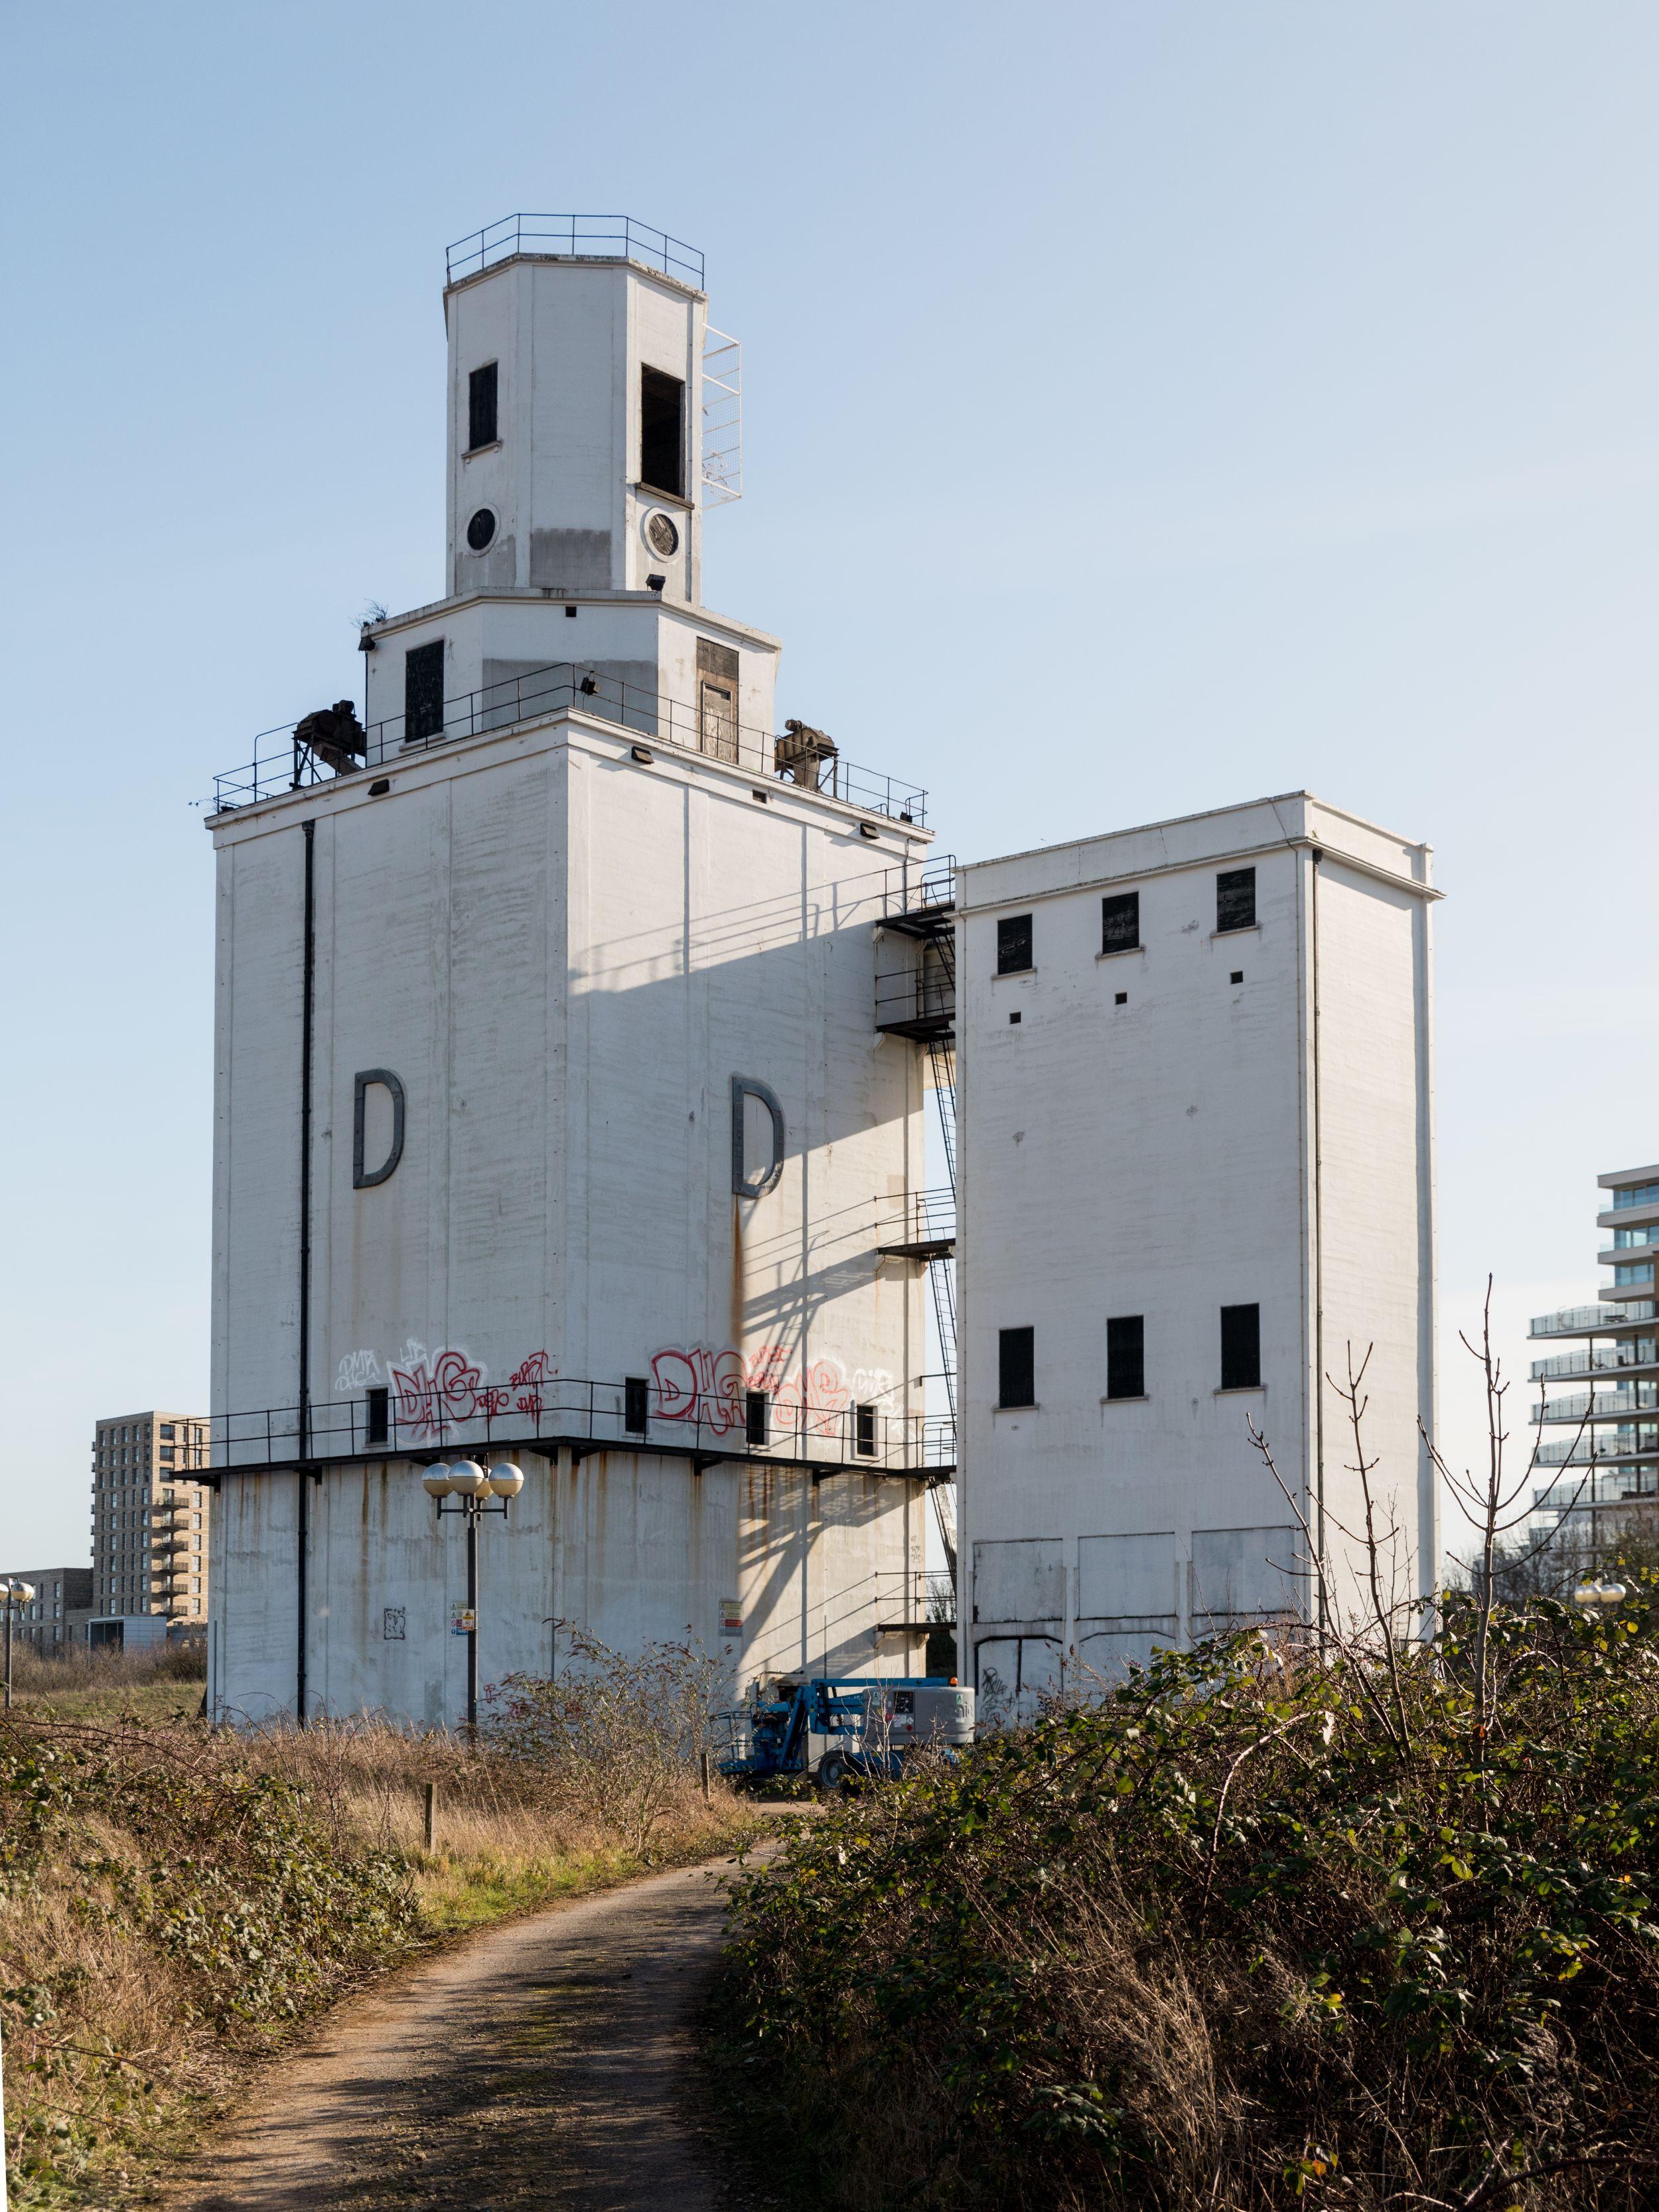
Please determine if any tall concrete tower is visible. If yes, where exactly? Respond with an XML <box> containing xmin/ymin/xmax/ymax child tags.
<box><xmin>205</xmin><ymin>216</ymin><xmax>941</xmax><ymax>1725</ymax></box>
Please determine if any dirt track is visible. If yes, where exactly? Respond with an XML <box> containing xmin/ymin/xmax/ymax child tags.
<box><xmin>162</xmin><ymin>1854</ymin><xmax>758</xmax><ymax>2211</ymax></box>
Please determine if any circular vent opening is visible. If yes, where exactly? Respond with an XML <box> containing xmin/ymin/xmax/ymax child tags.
<box><xmin>644</xmin><ymin>510</ymin><xmax>680</xmax><ymax>558</ymax></box>
<box><xmin>466</xmin><ymin>507</ymin><xmax>497</xmax><ymax>552</ymax></box>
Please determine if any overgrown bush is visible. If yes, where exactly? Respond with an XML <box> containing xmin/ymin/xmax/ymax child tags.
<box><xmin>0</xmin><ymin>1718</ymin><xmax>419</xmax><ymax>2204</ymax></box>
<box><xmin>720</xmin><ymin>1593</ymin><xmax>1659</xmax><ymax>2211</ymax></box>
<box><xmin>484</xmin><ymin>1628</ymin><xmax>722</xmax><ymax>1854</ymax></box>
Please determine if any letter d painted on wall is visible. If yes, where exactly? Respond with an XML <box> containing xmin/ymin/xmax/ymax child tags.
<box><xmin>731</xmin><ymin>1074</ymin><xmax>785</xmax><ymax>1199</ymax></box>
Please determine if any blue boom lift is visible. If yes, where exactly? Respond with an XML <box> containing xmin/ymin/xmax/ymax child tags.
<box><xmin>716</xmin><ymin>1675</ymin><xmax>975</xmax><ymax>1791</ymax></box>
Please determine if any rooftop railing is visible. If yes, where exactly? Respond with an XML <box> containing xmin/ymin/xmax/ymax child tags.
<box><xmin>206</xmin><ymin>1373</ymin><xmax>954</xmax><ymax>1480</ymax></box>
<box><xmin>212</xmin><ymin>662</ymin><xmax>928</xmax><ymax>826</ymax></box>
<box><xmin>447</xmin><ymin>213</ymin><xmax>703</xmax><ymax>288</ymax></box>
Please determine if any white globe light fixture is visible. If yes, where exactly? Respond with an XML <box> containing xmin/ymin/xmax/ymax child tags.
<box><xmin>2</xmin><ymin>1577</ymin><xmax>36</xmax><ymax>1712</ymax></box>
<box><xmin>1573</xmin><ymin>1576</ymin><xmax>1628</xmax><ymax>1610</ymax></box>
<box><xmin>417</xmin><ymin>1452</ymin><xmax>523</xmax><ymax>1734</ymax></box>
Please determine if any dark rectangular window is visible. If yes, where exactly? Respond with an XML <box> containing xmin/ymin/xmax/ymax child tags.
<box><xmin>998</xmin><ymin>1325</ymin><xmax>1035</xmax><ymax>1408</ymax></box>
<box><xmin>624</xmin><ymin>1376</ymin><xmax>649</xmax><ymax>1435</ymax></box>
<box><xmin>366</xmin><ymin>1387</ymin><xmax>389</xmax><ymax>1445</ymax></box>
<box><xmin>1102</xmin><ymin>891</ymin><xmax>1139</xmax><ymax>954</ymax></box>
<box><xmin>745</xmin><ymin>1390</ymin><xmax>770</xmax><ymax>1446</ymax></box>
<box><xmin>640</xmin><ymin>366</ymin><xmax>685</xmax><ymax>497</ymax></box>
<box><xmin>404</xmin><ymin>640</ymin><xmax>446</xmax><ymax>743</ymax></box>
<box><xmin>1106</xmin><ymin>1315</ymin><xmax>1144</xmax><ymax>1400</ymax></box>
<box><xmin>996</xmin><ymin>913</ymin><xmax>1033</xmax><ymax>975</ymax></box>
<box><xmin>855</xmin><ymin>1402</ymin><xmax>877</xmax><ymax>1457</ymax></box>
<box><xmin>468</xmin><ymin>362</ymin><xmax>498</xmax><ymax>452</ymax></box>
<box><xmin>1220</xmin><ymin>1303</ymin><xmax>1262</xmax><ymax>1390</ymax></box>
<box><xmin>1216</xmin><ymin>867</ymin><xmax>1256</xmax><ymax>933</ymax></box>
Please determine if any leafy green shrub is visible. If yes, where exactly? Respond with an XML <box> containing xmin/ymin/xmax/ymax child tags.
<box><xmin>0</xmin><ymin>1719</ymin><xmax>419</xmax><ymax>2203</ymax></box>
<box><xmin>720</xmin><ymin>1601</ymin><xmax>1659</xmax><ymax>2211</ymax></box>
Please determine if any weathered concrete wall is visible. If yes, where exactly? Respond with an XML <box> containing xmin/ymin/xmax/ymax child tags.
<box><xmin>208</xmin><ymin>706</ymin><xmax>930</xmax><ymax>1724</ymax></box>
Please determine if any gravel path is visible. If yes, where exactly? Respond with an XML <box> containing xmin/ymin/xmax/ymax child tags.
<box><xmin>161</xmin><ymin>1853</ymin><xmax>760</xmax><ymax>2211</ymax></box>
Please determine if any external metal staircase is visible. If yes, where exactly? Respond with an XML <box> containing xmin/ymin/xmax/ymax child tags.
<box><xmin>877</xmin><ymin>859</ymin><xmax>960</xmax><ymax>1583</ymax></box>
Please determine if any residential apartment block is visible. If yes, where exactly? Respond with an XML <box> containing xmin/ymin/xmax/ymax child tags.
<box><xmin>1</xmin><ymin>1568</ymin><xmax>94</xmax><ymax>1651</ymax></box>
<box><xmin>1529</xmin><ymin>1163</ymin><xmax>1659</xmax><ymax>1556</ymax></box>
<box><xmin>90</xmin><ymin>1411</ymin><xmax>211</xmax><ymax>1627</ymax></box>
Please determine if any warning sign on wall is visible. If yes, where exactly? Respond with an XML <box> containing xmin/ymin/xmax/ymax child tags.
<box><xmin>720</xmin><ymin>1597</ymin><xmax>743</xmax><ymax>1635</ymax></box>
<box><xmin>450</xmin><ymin>1605</ymin><xmax>476</xmax><ymax>1637</ymax></box>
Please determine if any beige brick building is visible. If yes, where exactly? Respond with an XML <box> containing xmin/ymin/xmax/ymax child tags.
<box><xmin>91</xmin><ymin>1412</ymin><xmax>210</xmax><ymax>1626</ymax></box>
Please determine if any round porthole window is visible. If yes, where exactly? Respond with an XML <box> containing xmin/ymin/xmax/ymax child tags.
<box><xmin>643</xmin><ymin>509</ymin><xmax>680</xmax><ymax>558</ymax></box>
<box><xmin>466</xmin><ymin>507</ymin><xmax>497</xmax><ymax>552</ymax></box>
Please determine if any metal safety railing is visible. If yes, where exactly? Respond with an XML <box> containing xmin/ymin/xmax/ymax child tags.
<box><xmin>1529</xmin><ymin>1303</ymin><xmax>1656</xmax><ymax>1337</ymax></box>
<box><xmin>1531</xmin><ymin>1341</ymin><xmax>1659</xmax><ymax>1381</ymax></box>
<box><xmin>212</xmin><ymin>662</ymin><xmax>928</xmax><ymax>826</ymax></box>
<box><xmin>1536</xmin><ymin>1429</ymin><xmax>1659</xmax><ymax>1467</ymax></box>
<box><xmin>447</xmin><ymin>213</ymin><xmax>703</xmax><ymax>288</ymax></box>
<box><xmin>1532</xmin><ymin>1383</ymin><xmax>1659</xmax><ymax>1424</ymax></box>
<box><xmin>875</xmin><ymin>1187</ymin><xmax>956</xmax><ymax>1255</ymax></box>
<box><xmin>207</xmin><ymin>1372</ymin><xmax>954</xmax><ymax>1479</ymax></box>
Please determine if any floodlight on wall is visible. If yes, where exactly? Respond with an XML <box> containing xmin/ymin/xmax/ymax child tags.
<box><xmin>579</xmin><ymin>674</ymin><xmax>599</xmax><ymax>696</ymax></box>
<box><xmin>646</xmin><ymin>573</ymin><xmax>666</xmax><ymax>592</ymax></box>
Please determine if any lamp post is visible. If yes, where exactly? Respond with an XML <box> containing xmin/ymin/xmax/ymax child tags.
<box><xmin>1</xmin><ymin>1581</ymin><xmax>35</xmax><ymax>1712</ymax></box>
<box><xmin>421</xmin><ymin>1460</ymin><xmax>523</xmax><ymax>1733</ymax></box>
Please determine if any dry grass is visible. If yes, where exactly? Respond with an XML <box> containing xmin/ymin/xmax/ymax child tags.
<box><xmin>0</xmin><ymin>1707</ymin><xmax>755</xmax><ymax>2208</ymax></box>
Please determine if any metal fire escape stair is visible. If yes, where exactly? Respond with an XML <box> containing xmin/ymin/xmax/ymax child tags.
<box><xmin>877</xmin><ymin>860</ymin><xmax>959</xmax><ymax>1583</ymax></box>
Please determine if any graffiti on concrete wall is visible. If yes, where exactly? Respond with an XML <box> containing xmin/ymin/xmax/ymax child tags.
<box><xmin>648</xmin><ymin>1345</ymin><xmax>894</xmax><ymax>1438</ymax></box>
<box><xmin>332</xmin><ymin>1339</ymin><xmax>891</xmax><ymax>1445</ymax></box>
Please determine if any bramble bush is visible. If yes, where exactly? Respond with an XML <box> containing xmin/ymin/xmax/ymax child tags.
<box><xmin>0</xmin><ymin>1718</ymin><xmax>420</xmax><ymax>2205</ymax></box>
<box><xmin>719</xmin><ymin>1584</ymin><xmax>1659</xmax><ymax>2211</ymax></box>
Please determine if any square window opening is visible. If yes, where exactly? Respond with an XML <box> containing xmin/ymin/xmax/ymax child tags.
<box><xmin>1230</xmin><ymin>970</ymin><xmax>1243</xmax><ymax>986</ymax></box>
<box><xmin>1114</xmin><ymin>991</ymin><xmax>1127</xmax><ymax>1006</ymax></box>
<box><xmin>1216</xmin><ymin>867</ymin><xmax>1256</xmax><ymax>933</ymax></box>
<box><xmin>468</xmin><ymin>362</ymin><xmax>498</xmax><ymax>453</ymax></box>
<box><xmin>999</xmin><ymin>1325</ymin><xmax>1035</xmax><ymax>1409</ymax></box>
<box><xmin>1009</xmin><ymin>1010</ymin><xmax>1022</xmax><ymax>1025</ymax></box>
<box><xmin>1220</xmin><ymin>1303</ymin><xmax>1262</xmax><ymax>1390</ymax></box>
<box><xmin>997</xmin><ymin>913</ymin><xmax>1033</xmax><ymax>975</ymax></box>
<box><xmin>640</xmin><ymin>366</ymin><xmax>685</xmax><ymax>498</ymax></box>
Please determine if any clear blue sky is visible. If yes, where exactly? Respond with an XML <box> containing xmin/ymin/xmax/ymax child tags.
<box><xmin>3</xmin><ymin>3</ymin><xmax>1655</xmax><ymax>1570</ymax></box>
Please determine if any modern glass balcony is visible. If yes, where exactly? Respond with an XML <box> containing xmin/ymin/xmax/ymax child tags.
<box><xmin>1529</xmin><ymin>1303</ymin><xmax>1654</xmax><ymax>1337</ymax></box>
<box><xmin>1536</xmin><ymin>1428</ymin><xmax>1659</xmax><ymax>1467</ymax></box>
<box><xmin>1532</xmin><ymin>1382</ymin><xmax>1659</xmax><ymax>1424</ymax></box>
<box><xmin>1531</xmin><ymin>1339</ymin><xmax>1659</xmax><ymax>1381</ymax></box>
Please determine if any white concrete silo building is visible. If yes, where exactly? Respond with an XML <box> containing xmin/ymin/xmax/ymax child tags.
<box><xmin>954</xmin><ymin>795</ymin><xmax>1440</xmax><ymax>1715</ymax></box>
<box><xmin>205</xmin><ymin>217</ymin><xmax>944</xmax><ymax>1724</ymax></box>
